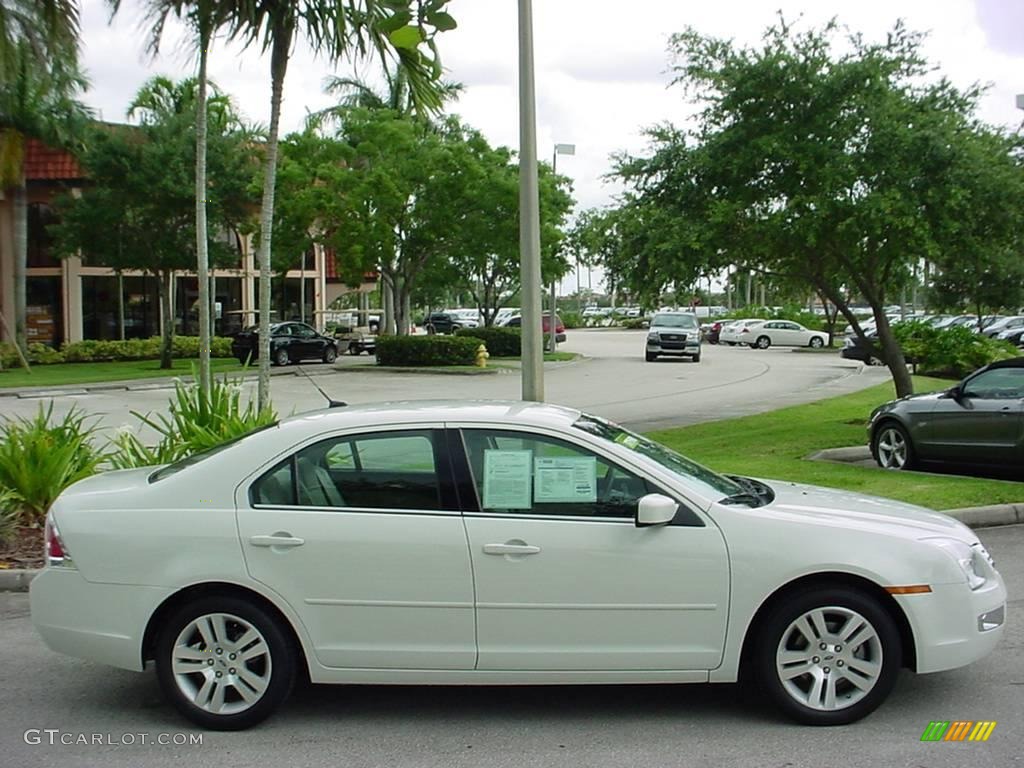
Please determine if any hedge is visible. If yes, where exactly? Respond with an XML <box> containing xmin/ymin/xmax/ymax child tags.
<box><xmin>455</xmin><ymin>326</ymin><xmax>521</xmax><ymax>356</ymax></box>
<box><xmin>892</xmin><ymin>322</ymin><xmax>1018</xmax><ymax>378</ymax></box>
<box><xmin>0</xmin><ymin>336</ymin><xmax>235</xmax><ymax>367</ymax></box>
<box><xmin>376</xmin><ymin>334</ymin><xmax>484</xmax><ymax>366</ymax></box>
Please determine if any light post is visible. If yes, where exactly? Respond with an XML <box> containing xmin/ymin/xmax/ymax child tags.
<box><xmin>549</xmin><ymin>143</ymin><xmax>575</xmax><ymax>352</ymax></box>
<box><xmin>518</xmin><ymin>0</ymin><xmax>544</xmax><ymax>401</ymax></box>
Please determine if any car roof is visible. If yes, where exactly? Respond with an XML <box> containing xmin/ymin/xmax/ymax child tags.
<box><xmin>985</xmin><ymin>356</ymin><xmax>1024</xmax><ymax>370</ymax></box>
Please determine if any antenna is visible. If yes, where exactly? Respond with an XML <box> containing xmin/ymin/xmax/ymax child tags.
<box><xmin>294</xmin><ymin>364</ymin><xmax>347</xmax><ymax>408</ymax></box>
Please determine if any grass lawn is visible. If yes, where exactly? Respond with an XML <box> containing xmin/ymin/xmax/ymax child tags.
<box><xmin>0</xmin><ymin>358</ymin><xmax>246</xmax><ymax>389</ymax></box>
<box><xmin>647</xmin><ymin>376</ymin><xmax>1024</xmax><ymax>511</ymax></box>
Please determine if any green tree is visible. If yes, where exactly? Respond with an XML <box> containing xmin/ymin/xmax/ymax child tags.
<box><xmin>0</xmin><ymin>41</ymin><xmax>90</xmax><ymax>353</ymax></box>
<box><xmin>231</xmin><ymin>0</ymin><xmax>456</xmax><ymax>409</ymax></box>
<box><xmin>0</xmin><ymin>0</ymin><xmax>79</xmax><ymax>80</ymax></box>
<box><xmin>51</xmin><ymin>83</ymin><xmax>255</xmax><ymax>368</ymax></box>
<box><xmin>611</xmin><ymin>18</ymin><xmax>1020</xmax><ymax>397</ymax></box>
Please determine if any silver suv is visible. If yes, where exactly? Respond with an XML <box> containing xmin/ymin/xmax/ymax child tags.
<box><xmin>645</xmin><ymin>311</ymin><xmax>702</xmax><ymax>362</ymax></box>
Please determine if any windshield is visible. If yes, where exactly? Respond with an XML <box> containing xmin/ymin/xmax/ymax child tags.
<box><xmin>572</xmin><ymin>415</ymin><xmax>743</xmax><ymax>499</ymax></box>
<box><xmin>651</xmin><ymin>314</ymin><xmax>698</xmax><ymax>329</ymax></box>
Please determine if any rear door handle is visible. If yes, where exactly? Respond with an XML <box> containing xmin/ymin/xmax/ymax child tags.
<box><xmin>250</xmin><ymin>534</ymin><xmax>305</xmax><ymax>548</ymax></box>
<box><xmin>483</xmin><ymin>543</ymin><xmax>541</xmax><ymax>556</ymax></box>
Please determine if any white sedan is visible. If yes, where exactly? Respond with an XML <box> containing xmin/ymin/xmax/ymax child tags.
<box><xmin>746</xmin><ymin>320</ymin><xmax>829</xmax><ymax>349</ymax></box>
<box><xmin>31</xmin><ymin>402</ymin><xmax>1005</xmax><ymax>730</ymax></box>
<box><xmin>719</xmin><ymin>318</ymin><xmax>765</xmax><ymax>345</ymax></box>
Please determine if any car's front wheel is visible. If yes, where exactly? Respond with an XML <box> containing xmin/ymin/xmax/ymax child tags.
<box><xmin>273</xmin><ymin>347</ymin><xmax>290</xmax><ymax>367</ymax></box>
<box><xmin>322</xmin><ymin>345</ymin><xmax>337</xmax><ymax>364</ymax></box>
<box><xmin>155</xmin><ymin>596</ymin><xmax>296</xmax><ymax>730</ymax></box>
<box><xmin>755</xmin><ymin>587</ymin><xmax>901</xmax><ymax>725</ymax></box>
<box><xmin>755</xmin><ymin>335</ymin><xmax>771</xmax><ymax>349</ymax></box>
<box><xmin>809</xmin><ymin>336</ymin><xmax>825</xmax><ymax>349</ymax></box>
<box><xmin>872</xmin><ymin>421</ymin><xmax>916</xmax><ymax>470</ymax></box>
<box><xmin>645</xmin><ymin>351</ymin><xmax>657</xmax><ymax>362</ymax></box>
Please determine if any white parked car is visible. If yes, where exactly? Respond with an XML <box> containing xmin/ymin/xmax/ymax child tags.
<box><xmin>746</xmin><ymin>320</ymin><xmax>829</xmax><ymax>349</ymax></box>
<box><xmin>31</xmin><ymin>402</ymin><xmax>1005</xmax><ymax>730</ymax></box>
<box><xmin>719</xmin><ymin>318</ymin><xmax>765</xmax><ymax>345</ymax></box>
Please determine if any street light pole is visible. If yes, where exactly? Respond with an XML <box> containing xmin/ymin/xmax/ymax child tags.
<box><xmin>518</xmin><ymin>0</ymin><xmax>544</xmax><ymax>401</ymax></box>
<box><xmin>549</xmin><ymin>143</ymin><xmax>575</xmax><ymax>352</ymax></box>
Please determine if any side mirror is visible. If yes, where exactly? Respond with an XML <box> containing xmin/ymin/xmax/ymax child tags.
<box><xmin>641</xmin><ymin>320</ymin><xmax>650</xmax><ymax>329</ymax></box>
<box><xmin>636</xmin><ymin>493</ymin><xmax>678</xmax><ymax>527</ymax></box>
<box><xmin>942</xmin><ymin>386</ymin><xmax>962</xmax><ymax>400</ymax></box>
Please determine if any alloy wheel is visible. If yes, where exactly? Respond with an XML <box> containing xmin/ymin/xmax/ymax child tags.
<box><xmin>170</xmin><ymin>613</ymin><xmax>272</xmax><ymax>716</ymax></box>
<box><xmin>876</xmin><ymin>427</ymin><xmax>908</xmax><ymax>469</ymax></box>
<box><xmin>775</xmin><ymin>606</ymin><xmax>883</xmax><ymax>712</ymax></box>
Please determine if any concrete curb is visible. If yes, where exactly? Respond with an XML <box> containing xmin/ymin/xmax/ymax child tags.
<box><xmin>3</xmin><ymin>502</ymin><xmax>1021</xmax><ymax>592</ymax></box>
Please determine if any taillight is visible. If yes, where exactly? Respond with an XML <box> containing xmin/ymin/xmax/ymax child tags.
<box><xmin>741</xmin><ymin>327</ymin><xmax>750</xmax><ymax>333</ymax></box>
<box><xmin>44</xmin><ymin>515</ymin><xmax>74</xmax><ymax>569</ymax></box>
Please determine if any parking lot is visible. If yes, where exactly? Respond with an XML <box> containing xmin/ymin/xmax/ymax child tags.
<box><xmin>2</xmin><ymin>524</ymin><xmax>1020</xmax><ymax>768</ymax></box>
<box><xmin>1</xmin><ymin>329</ymin><xmax>888</xmax><ymax>434</ymax></box>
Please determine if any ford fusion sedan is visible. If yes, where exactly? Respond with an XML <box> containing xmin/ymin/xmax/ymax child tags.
<box><xmin>745</xmin><ymin>320</ymin><xmax>829</xmax><ymax>350</ymax></box>
<box><xmin>231</xmin><ymin>322</ymin><xmax>338</xmax><ymax>366</ymax></box>
<box><xmin>869</xmin><ymin>357</ymin><xmax>1024</xmax><ymax>470</ymax></box>
<box><xmin>645</xmin><ymin>311</ymin><xmax>701</xmax><ymax>361</ymax></box>
<box><xmin>32</xmin><ymin>402</ymin><xmax>1005</xmax><ymax>730</ymax></box>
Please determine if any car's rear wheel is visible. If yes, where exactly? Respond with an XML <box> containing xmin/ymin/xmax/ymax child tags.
<box><xmin>322</xmin><ymin>346</ymin><xmax>337</xmax><ymax>364</ymax></box>
<box><xmin>645</xmin><ymin>351</ymin><xmax>657</xmax><ymax>362</ymax></box>
<box><xmin>755</xmin><ymin>587</ymin><xmax>900</xmax><ymax>725</ymax></box>
<box><xmin>872</xmin><ymin>422</ymin><xmax>916</xmax><ymax>470</ymax></box>
<box><xmin>156</xmin><ymin>596</ymin><xmax>296</xmax><ymax>730</ymax></box>
<box><xmin>809</xmin><ymin>336</ymin><xmax>825</xmax><ymax>349</ymax></box>
<box><xmin>273</xmin><ymin>348</ymin><xmax>290</xmax><ymax>367</ymax></box>
<box><xmin>756</xmin><ymin>335</ymin><xmax>771</xmax><ymax>349</ymax></box>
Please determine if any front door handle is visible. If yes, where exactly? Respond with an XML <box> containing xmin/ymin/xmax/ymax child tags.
<box><xmin>250</xmin><ymin>534</ymin><xmax>305</xmax><ymax>548</ymax></box>
<box><xmin>483</xmin><ymin>542</ymin><xmax>541</xmax><ymax>556</ymax></box>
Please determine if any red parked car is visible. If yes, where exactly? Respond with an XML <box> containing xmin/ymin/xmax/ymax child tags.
<box><xmin>503</xmin><ymin>312</ymin><xmax>566</xmax><ymax>343</ymax></box>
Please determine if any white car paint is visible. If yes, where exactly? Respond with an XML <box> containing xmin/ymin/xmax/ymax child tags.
<box><xmin>746</xmin><ymin>320</ymin><xmax>829</xmax><ymax>349</ymax></box>
<box><xmin>718</xmin><ymin>318</ymin><xmax>765</xmax><ymax>345</ymax></box>
<box><xmin>30</xmin><ymin>401</ymin><xmax>1006</xmax><ymax>728</ymax></box>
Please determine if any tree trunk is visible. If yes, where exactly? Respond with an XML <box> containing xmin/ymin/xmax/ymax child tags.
<box><xmin>381</xmin><ymin>272</ymin><xmax>396</xmax><ymax>335</ymax></box>
<box><xmin>13</xmin><ymin>181</ymin><xmax>27</xmax><ymax>352</ymax></box>
<box><xmin>401</xmin><ymin>286</ymin><xmax>411</xmax><ymax>336</ymax></box>
<box><xmin>157</xmin><ymin>270</ymin><xmax>174</xmax><ymax>369</ymax></box>
<box><xmin>255</xmin><ymin>28</ymin><xmax>293</xmax><ymax>410</ymax></box>
<box><xmin>195</xmin><ymin>26</ymin><xmax>212</xmax><ymax>395</ymax></box>
<box><xmin>874</xmin><ymin>310</ymin><xmax>913</xmax><ymax>398</ymax></box>
<box><xmin>117</xmin><ymin>272</ymin><xmax>125</xmax><ymax>340</ymax></box>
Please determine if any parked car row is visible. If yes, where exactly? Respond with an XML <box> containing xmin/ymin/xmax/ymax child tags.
<box><xmin>711</xmin><ymin>318</ymin><xmax>829</xmax><ymax>349</ymax></box>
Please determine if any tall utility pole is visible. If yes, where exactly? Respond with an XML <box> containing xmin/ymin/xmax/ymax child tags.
<box><xmin>549</xmin><ymin>143</ymin><xmax>575</xmax><ymax>352</ymax></box>
<box><xmin>518</xmin><ymin>0</ymin><xmax>544</xmax><ymax>401</ymax></box>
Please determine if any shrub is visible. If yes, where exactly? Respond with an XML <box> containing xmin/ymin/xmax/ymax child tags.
<box><xmin>0</xmin><ymin>404</ymin><xmax>104</xmax><ymax>524</ymax></box>
<box><xmin>559</xmin><ymin>311</ymin><xmax>582</xmax><ymax>329</ymax></box>
<box><xmin>108</xmin><ymin>374</ymin><xmax>277</xmax><ymax>469</ymax></box>
<box><xmin>622</xmin><ymin>318</ymin><xmax>647</xmax><ymax>329</ymax></box>
<box><xmin>62</xmin><ymin>336</ymin><xmax>235</xmax><ymax>362</ymax></box>
<box><xmin>0</xmin><ymin>489</ymin><xmax>18</xmax><ymax>545</ymax></box>
<box><xmin>455</xmin><ymin>326</ymin><xmax>521</xmax><ymax>356</ymax></box>
<box><xmin>0</xmin><ymin>342</ymin><xmax>65</xmax><ymax>368</ymax></box>
<box><xmin>376</xmin><ymin>335</ymin><xmax>484</xmax><ymax>366</ymax></box>
<box><xmin>892</xmin><ymin>322</ymin><xmax>1018</xmax><ymax>378</ymax></box>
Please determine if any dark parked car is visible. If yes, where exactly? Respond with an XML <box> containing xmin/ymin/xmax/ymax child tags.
<box><xmin>232</xmin><ymin>322</ymin><xmax>338</xmax><ymax>366</ymax></box>
<box><xmin>868</xmin><ymin>357</ymin><xmax>1024</xmax><ymax>471</ymax></box>
<box><xmin>424</xmin><ymin>312</ymin><xmax>466</xmax><ymax>335</ymax></box>
<box><xmin>703</xmin><ymin>321</ymin><xmax>723</xmax><ymax>344</ymax></box>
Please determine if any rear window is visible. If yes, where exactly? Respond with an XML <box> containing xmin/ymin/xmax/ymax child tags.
<box><xmin>149</xmin><ymin>423</ymin><xmax>278</xmax><ymax>482</ymax></box>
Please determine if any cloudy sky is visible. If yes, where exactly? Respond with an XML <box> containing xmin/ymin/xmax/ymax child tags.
<box><xmin>79</xmin><ymin>0</ymin><xmax>1023</xmax><ymax>291</ymax></box>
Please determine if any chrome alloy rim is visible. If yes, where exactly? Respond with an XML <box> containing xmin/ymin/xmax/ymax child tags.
<box><xmin>171</xmin><ymin>613</ymin><xmax>272</xmax><ymax>715</ymax></box>
<box><xmin>876</xmin><ymin>427</ymin><xmax>908</xmax><ymax>469</ymax></box>
<box><xmin>775</xmin><ymin>606</ymin><xmax>883</xmax><ymax>711</ymax></box>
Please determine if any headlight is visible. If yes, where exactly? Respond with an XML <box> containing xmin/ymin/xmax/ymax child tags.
<box><xmin>923</xmin><ymin>537</ymin><xmax>987</xmax><ymax>590</ymax></box>
<box><xmin>647</xmin><ymin>332</ymin><xmax>659</xmax><ymax>342</ymax></box>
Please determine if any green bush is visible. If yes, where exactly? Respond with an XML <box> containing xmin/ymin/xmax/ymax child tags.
<box><xmin>893</xmin><ymin>322</ymin><xmax>1018</xmax><ymax>378</ymax></box>
<box><xmin>621</xmin><ymin>318</ymin><xmax>647</xmax><ymax>329</ymax></box>
<box><xmin>62</xmin><ymin>336</ymin><xmax>234</xmax><ymax>363</ymax></box>
<box><xmin>108</xmin><ymin>374</ymin><xmax>277</xmax><ymax>469</ymax></box>
<box><xmin>0</xmin><ymin>489</ymin><xmax>18</xmax><ymax>545</ymax></box>
<box><xmin>376</xmin><ymin>334</ymin><xmax>484</xmax><ymax>366</ymax></box>
<box><xmin>0</xmin><ymin>403</ymin><xmax>105</xmax><ymax>524</ymax></box>
<box><xmin>559</xmin><ymin>311</ymin><xmax>582</xmax><ymax>329</ymax></box>
<box><xmin>455</xmin><ymin>326</ymin><xmax>521</xmax><ymax>356</ymax></box>
<box><xmin>0</xmin><ymin>342</ymin><xmax>65</xmax><ymax>368</ymax></box>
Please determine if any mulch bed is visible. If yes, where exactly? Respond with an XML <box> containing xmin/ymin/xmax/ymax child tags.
<box><xmin>0</xmin><ymin>526</ymin><xmax>44</xmax><ymax>570</ymax></box>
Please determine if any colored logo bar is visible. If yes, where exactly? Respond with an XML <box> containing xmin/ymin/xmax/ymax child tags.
<box><xmin>921</xmin><ymin>721</ymin><xmax>997</xmax><ymax>742</ymax></box>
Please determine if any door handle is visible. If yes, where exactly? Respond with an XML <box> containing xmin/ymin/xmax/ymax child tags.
<box><xmin>483</xmin><ymin>543</ymin><xmax>541</xmax><ymax>556</ymax></box>
<box><xmin>249</xmin><ymin>534</ymin><xmax>305</xmax><ymax>548</ymax></box>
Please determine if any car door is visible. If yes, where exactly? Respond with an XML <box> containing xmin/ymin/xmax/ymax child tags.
<box><xmin>455</xmin><ymin>425</ymin><xmax>730</xmax><ymax>672</ymax></box>
<box><xmin>924</xmin><ymin>368</ymin><xmax>1024</xmax><ymax>463</ymax></box>
<box><xmin>235</xmin><ymin>425</ymin><xmax>476</xmax><ymax>669</ymax></box>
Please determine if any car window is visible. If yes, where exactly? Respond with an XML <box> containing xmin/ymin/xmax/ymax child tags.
<box><xmin>251</xmin><ymin>430</ymin><xmax>445</xmax><ymax>511</ymax></box>
<box><xmin>275</xmin><ymin>324</ymin><xmax>292</xmax><ymax>336</ymax></box>
<box><xmin>462</xmin><ymin>429</ymin><xmax>656</xmax><ymax>519</ymax></box>
<box><xmin>962</xmin><ymin>368</ymin><xmax>1024</xmax><ymax>399</ymax></box>
<box><xmin>294</xmin><ymin>324</ymin><xmax>317</xmax><ymax>338</ymax></box>
<box><xmin>652</xmin><ymin>314</ymin><xmax>698</xmax><ymax>329</ymax></box>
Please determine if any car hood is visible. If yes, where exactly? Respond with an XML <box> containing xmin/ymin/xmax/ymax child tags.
<box><xmin>754</xmin><ymin>478</ymin><xmax>975</xmax><ymax>543</ymax></box>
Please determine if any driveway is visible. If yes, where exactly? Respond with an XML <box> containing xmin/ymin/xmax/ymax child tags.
<box><xmin>2</xmin><ymin>330</ymin><xmax>888</xmax><ymax>433</ymax></box>
<box><xmin>3</xmin><ymin>524</ymin><xmax>1020</xmax><ymax>768</ymax></box>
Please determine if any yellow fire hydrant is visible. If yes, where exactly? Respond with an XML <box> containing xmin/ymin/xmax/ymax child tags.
<box><xmin>475</xmin><ymin>344</ymin><xmax>490</xmax><ymax>368</ymax></box>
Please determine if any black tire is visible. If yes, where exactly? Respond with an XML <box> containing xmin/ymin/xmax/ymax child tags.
<box><xmin>809</xmin><ymin>336</ymin><xmax>825</xmax><ymax>349</ymax></box>
<box><xmin>155</xmin><ymin>595</ymin><xmax>296</xmax><ymax>731</ymax></box>
<box><xmin>755</xmin><ymin>335</ymin><xmax>771</xmax><ymax>350</ymax></box>
<box><xmin>645</xmin><ymin>351</ymin><xmax>657</xmax><ymax>362</ymax></box>
<box><xmin>273</xmin><ymin>347</ymin><xmax>290</xmax><ymax>367</ymax></box>
<box><xmin>692</xmin><ymin>352</ymin><xmax>702</xmax><ymax>363</ymax></box>
<box><xmin>322</xmin><ymin>345</ymin><xmax>337</xmax><ymax>364</ymax></box>
<box><xmin>754</xmin><ymin>586</ymin><xmax>901</xmax><ymax>726</ymax></box>
<box><xmin>871</xmin><ymin>420</ymin><xmax>917</xmax><ymax>470</ymax></box>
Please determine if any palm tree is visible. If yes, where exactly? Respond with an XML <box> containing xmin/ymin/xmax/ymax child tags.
<box><xmin>232</xmin><ymin>0</ymin><xmax>452</xmax><ymax>410</ymax></box>
<box><xmin>0</xmin><ymin>0</ymin><xmax>79</xmax><ymax>80</ymax></box>
<box><xmin>0</xmin><ymin>41</ymin><xmax>90</xmax><ymax>352</ymax></box>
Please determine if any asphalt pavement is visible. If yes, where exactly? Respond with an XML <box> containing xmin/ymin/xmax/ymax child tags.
<box><xmin>2</xmin><ymin>524</ymin><xmax>1020</xmax><ymax>768</ymax></box>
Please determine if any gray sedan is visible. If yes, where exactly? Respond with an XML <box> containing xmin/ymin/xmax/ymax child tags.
<box><xmin>868</xmin><ymin>358</ymin><xmax>1024</xmax><ymax>471</ymax></box>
